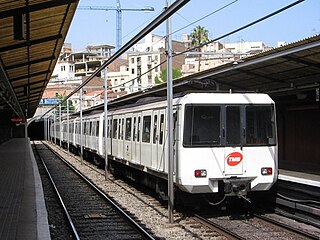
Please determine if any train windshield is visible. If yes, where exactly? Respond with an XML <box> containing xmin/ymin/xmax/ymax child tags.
<box><xmin>183</xmin><ymin>104</ymin><xmax>276</xmax><ymax>147</ymax></box>
<box><xmin>183</xmin><ymin>105</ymin><xmax>221</xmax><ymax>146</ymax></box>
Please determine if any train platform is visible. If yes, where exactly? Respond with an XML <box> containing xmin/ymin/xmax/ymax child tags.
<box><xmin>0</xmin><ymin>138</ymin><xmax>50</xmax><ymax>240</ymax></box>
<box><xmin>278</xmin><ymin>169</ymin><xmax>320</xmax><ymax>188</ymax></box>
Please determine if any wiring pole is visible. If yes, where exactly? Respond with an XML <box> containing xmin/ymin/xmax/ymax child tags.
<box><xmin>67</xmin><ymin>99</ymin><xmax>70</xmax><ymax>152</ymax></box>
<box><xmin>54</xmin><ymin>109</ymin><xmax>56</xmax><ymax>145</ymax></box>
<box><xmin>59</xmin><ymin>103</ymin><xmax>62</xmax><ymax>147</ymax></box>
<box><xmin>80</xmin><ymin>88</ymin><xmax>83</xmax><ymax>164</ymax></box>
<box><xmin>166</xmin><ymin>0</ymin><xmax>174</xmax><ymax>224</ymax></box>
<box><xmin>104</xmin><ymin>68</ymin><xmax>109</xmax><ymax>180</ymax></box>
<box><xmin>44</xmin><ymin>116</ymin><xmax>47</xmax><ymax>141</ymax></box>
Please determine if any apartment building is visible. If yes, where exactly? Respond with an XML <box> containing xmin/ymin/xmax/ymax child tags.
<box><xmin>128</xmin><ymin>34</ymin><xmax>185</xmax><ymax>92</ymax></box>
<box><xmin>182</xmin><ymin>40</ymin><xmax>272</xmax><ymax>74</ymax></box>
<box><xmin>51</xmin><ymin>43</ymin><xmax>115</xmax><ymax>82</ymax></box>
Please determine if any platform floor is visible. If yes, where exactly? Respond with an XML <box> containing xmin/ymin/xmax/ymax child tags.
<box><xmin>278</xmin><ymin>169</ymin><xmax>320</xmax><ymax>188</ymax></box>
<box><xmin>0</xmin><ymin>138</ymin><xmax>50</xmax><ymax>240</ymax></box>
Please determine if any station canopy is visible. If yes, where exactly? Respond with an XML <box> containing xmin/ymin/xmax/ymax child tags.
<box><xmin>0</xmin><ymin>0</ymin><xmax>78</xmax><ymax>120</ymax></box>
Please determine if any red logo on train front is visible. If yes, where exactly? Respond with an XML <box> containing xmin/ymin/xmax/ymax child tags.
<box><xmin>226</xmin><ymin>152</ymin><xmax>243</xmax><ymax>166</ymax></box>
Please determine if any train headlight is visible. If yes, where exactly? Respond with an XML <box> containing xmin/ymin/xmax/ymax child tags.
<box><xmin>261</xmin><ymin>167</ymin><xmax>272</xmax><ymax>175</ymax></box>
<box><xmin>194</xmin><ymin>169</ymin><xmax>207</xmax><ymax>178</ymax></box>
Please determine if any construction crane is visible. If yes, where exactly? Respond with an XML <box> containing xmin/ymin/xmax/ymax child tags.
<box><xmin>78</xmin><ymin>0</ymin><xmax>154</xmax><ymax>51</ymax></box>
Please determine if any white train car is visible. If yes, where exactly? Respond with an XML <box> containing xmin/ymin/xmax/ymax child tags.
<box><xmin>52</xmin><ymin>92</ymin><xmax>278</xmax><ymax>203</ymax></box>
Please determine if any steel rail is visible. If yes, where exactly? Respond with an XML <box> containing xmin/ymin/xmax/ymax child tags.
<box><xmin>32</xmin><ymin>141</ymin><xmax>80</xmax><ymax>240</ymax></box>
<box><xmin>42</xmin><ymin>141</ymin><xmax>155</xmax><ymax>240</ymax></box>
<box><xmin>193</xmin><ymin>214</ymin><xmax>247</xmax><ymax>240</ymax></box>
<box><xmin>253</xmin><ymin>212</ymin><xmax>319</xmax><ymax>239</ymax></box>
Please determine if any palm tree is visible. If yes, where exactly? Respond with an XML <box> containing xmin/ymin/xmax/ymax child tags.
<box><xmin>190</xmin><ymin>25</ymin><xmax>209</xmax><ymax>72</ymax></box>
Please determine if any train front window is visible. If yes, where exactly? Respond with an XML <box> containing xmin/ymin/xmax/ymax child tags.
<box><xmin>183</xmin><ymin>105</ymin><xmax>221</xmax><ymax>147</ymax></box>
<box><xmin>245</xmin><ymin>105</ymin><xmax>276</xmax><ymax>145</ymax></box>
<box><xmin>226</xmin><ymin>106</ymin><xmax>241</xmax><ymax>145</ymax></box>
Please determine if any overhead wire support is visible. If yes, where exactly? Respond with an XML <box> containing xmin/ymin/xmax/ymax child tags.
<box><xmin>174</xmin><ymin>0</ymin><xmax>305</xmax><ymax>58</ymax></box>
<box><xmin>41</xmin><ymin>0</ymin><xmax>190</xmax><ymax>119</ymax></box>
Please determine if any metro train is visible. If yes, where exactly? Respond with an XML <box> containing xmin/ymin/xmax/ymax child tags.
<box><xmin>51</xmin><ymin>92</ymin><xmax>278</xmax><ymax>204</ymax></box>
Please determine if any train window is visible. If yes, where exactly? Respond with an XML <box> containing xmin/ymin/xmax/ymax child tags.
<box><xmin>153</xmin><ymin>115</ymin><xmax>158</xmax><ymax>144</ymax></box>
<box><xmin>125</xmin><ymin>118</ymin><xmax>132</xmax><ymax>141</ymax></box>
<box><xmin>96</xmin><ymin>121</ymin><xmax>99</xmax><ymax>136</ymax></box>
<box><xmin>92</xmin><ymin>122</ymin><xmax>95</xmax><ymax>136</ymax></box>
<box><xmin>159</xmin><ymin>114</ymin><xmax>164</xmax><ymax>145</ymax></box>
<box><xmin>102</xmin><ymin>120</ymin><xmax>105</xmax><ymax>137</ymax></box>
<box><xmin>245</xmin><ymin>105</ymin><xmax>276</xmax><ymax>145</ymax></box>
<box><xmin>226</xmin><ymin>106</ymin><xmax>240</xmax><ymax>145</ymax></box>
<box><xmin>118</xmin><ymin>120</ymin><xmax>121</xmax><ymax>139</ymax></box>
<box><xmin>113</xmin><ymin>119</ymin><xmax>118</xmax><ymax>139</ymax></box>
<box><xmin>122</xmin><ymin>119</ymin><xmax>125</xmax><ymax>140</ymax></box>
<box><xmin>142</xmin><ymin>116</ymin><xmax>151</xmax><ymax>143</ymax></box>
<box><xmin>106</xmin><ymin>120</ymin><xmax>109</xmax><ymax>137</ymax></box>
<box><xmin>120</xmin><ymin>118</ymin><xmax>124</xmax><ymax>140</ymax></box>
<box><xmin>133</xmin><ymin>117</ymin><xmax>136</xmax><ymax>141</ymax></box>
<box><xmin>108</xmin><ymin>119</ymin><xmax>112</xmax><ymax>138</ymax></box>
<box><xmin>183</xmin><ymin>105</ymin><xmax>221</xmax><ymax>147</ymax></box>
<box><xmin>137</xmin><ymin>117</ymin><xmax>141</xmax><ymax>141</ymax></box>
<box><xmin>89</xmin><ymin>122</ymin><xmax>92</xmax><ymax>135</ymax></box>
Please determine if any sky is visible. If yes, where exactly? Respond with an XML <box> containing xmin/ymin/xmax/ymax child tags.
<box><xmin>65</xmin><ymin>0</ymin><xmax>320</xmax><ymax>51</ymax></box>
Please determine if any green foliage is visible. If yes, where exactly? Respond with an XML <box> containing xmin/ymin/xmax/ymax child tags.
<box><xmin>154</xmin><ymin>75</ymin><xmax>162</xmax><ymax>84</ymax></box>
<box><xmin>190</xmin><ymin>25</ymin><xmax>209</xmax><ymax>48</ymax></box>
<box><xmin>56</xmin><ymin>92</ymin><xmax>75</xmax><ymax>113</ymax></box>
<box><xmin>190</xmin><ymin>25</ymin><xmax>209</xmax><ymax>71</ymax></box>
<box><xmin>159</xmin><ymin>68</ymin><xmax>182</xmax><ymax>82</ymax></box>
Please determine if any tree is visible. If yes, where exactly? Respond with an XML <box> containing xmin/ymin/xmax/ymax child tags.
<box><xmin>156</xmin><ymin>68</ymin><xmax>182</xmax><ymax>83</ymax></box>
<box><xmin>56</xmin><ymin>91</ymin><xmax>75</xmax><ymax>114</ymax></box>
<box><xmin>190</xmin><ymin>25</ymin><xmax>209</xmax><ymax>72</ymax></box>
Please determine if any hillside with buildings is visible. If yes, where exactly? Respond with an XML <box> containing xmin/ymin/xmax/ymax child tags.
<box><xmin>41</xmin><ymin>33</ymin><xmax>274</xmax><ymax>113</ymax></box>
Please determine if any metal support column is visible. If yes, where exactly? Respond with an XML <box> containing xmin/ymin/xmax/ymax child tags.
<box><xmin>44</xmin><ymin>117</ymin><xmax>47</xmax><ymax>141</ymax></box>
<box><xmin>48</xmin><ymin>117</ymin><xmax>50</xmax><ymax>142</ymax></box>
<box><xmin>166</xmin><ymin>0</ymin><xmax>174</xmax><ymax>224</ymax></box>
<box><xmin>104</xmin><ymin>68</ymin><xmax>109</xmax><ymax>179</ymax></box>
<box><xmin>54</xmin><ymin>109</ymin><xmax>56</xmax><ymax>145</ymax></box>
<box><xmin>67</xmin><ymin>99</ymin><xmax>70</xmax><ymax>151</ymax></box>
<box><xmin>59</xmin><ymin>104</ymin><xmax>62</xmax><ymax>147</ymax></box>
<box><xmin>80</xmin><ymin>88</ymin><xmax>83</xmax><ymax>164</ymax></box>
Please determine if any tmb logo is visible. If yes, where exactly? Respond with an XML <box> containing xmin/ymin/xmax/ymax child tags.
<box><xmin>226</xmin><ymin>152</ymin><xmax>243</xmax><ymax>166</ymax></box>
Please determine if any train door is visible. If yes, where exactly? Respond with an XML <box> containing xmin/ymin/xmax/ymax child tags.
<box><xmin>107</xmin><ymin>117</ymin><xmax>112</xmax><ymax>155</ymax></box>
<box><xmin>224</xmin><ymin>106</ymin><xmax>244</xmax><ymax>175</ymax></box>
<box><xmin>118</xmin><ymin>116</ymin><xmax>125</xmax><ymax>159</ymax></box>
<box><xmin>111</xmin><ymin>117</ymin><xmax>119</xmax><ymax>157</ymax></box>
<box><xmin>151</xmin><ymin>111</ymin><xmax>159</xmax><ymax>169</ymax></box>
<box><xmin>140</xmin><ymin>111</ymin><xmax>152</xmax><ymax>168</ymax></box>
<box><xmin>151</xmin><ymin>109</ymin><xmax>166</xmax><ymax>171</ymax></box>
<box><xmin>131</xmin><ymin>115</ymin><xmax>137</xmax><ymax>162</ymax></box>
<box><xmin>124</xmin><ymin>114</ymin><xmax>132</xmax><ymax>161</ymax></box>
<box><xmin>133</xmin><ymin>113</ymin><xmax>142</xmax><ymax>165</ymax></box>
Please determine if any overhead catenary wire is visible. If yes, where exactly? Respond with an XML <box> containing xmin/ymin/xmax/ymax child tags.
<box><xmin>136</xmin><ymin>0</ymin><xmax>239</xmax><ymax>56</ymax></box>
<box><xmin>103</xmin><ymin>0</ymin><xmax>306</xmax><ymax>94</ymax></box>
<box><xmin>174</xmin><ymin>0</ymin><xmax>305</xmax><ymax>58</ymax></box>
<box><xmin>43</xmin><ymin>0</ymin><xmax>305</xmax><ymax>118</ymax></box>
<box><xmin>40</xmin><ymin>0</ymin><xmax>190</xmax><ymax>119</ymax></box>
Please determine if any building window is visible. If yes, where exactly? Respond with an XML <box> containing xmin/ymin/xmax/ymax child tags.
<box><xmin>131</xmin><ymin>68</ymin><xmax>135</xmax><ymax>74</ymax></box>
<box><xmin>131</xmin><ymin>58</ymin><xmax>134</xmax><ymax>64</ymax></box>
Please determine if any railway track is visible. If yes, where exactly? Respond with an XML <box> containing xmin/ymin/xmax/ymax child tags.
<box><xmin>33</xmin><ymin>141</ymin><xmax>155</xmax><ymax>240</ymax></box>
<box><xmin>43</xmin><ymin>141</ymin><xmax>320</xmax><ymax>239</ymax></box>
<box><xmin>193</xmin><ymin>212</ymin><xmax>316</xmax><ymax>240</ymax></box>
